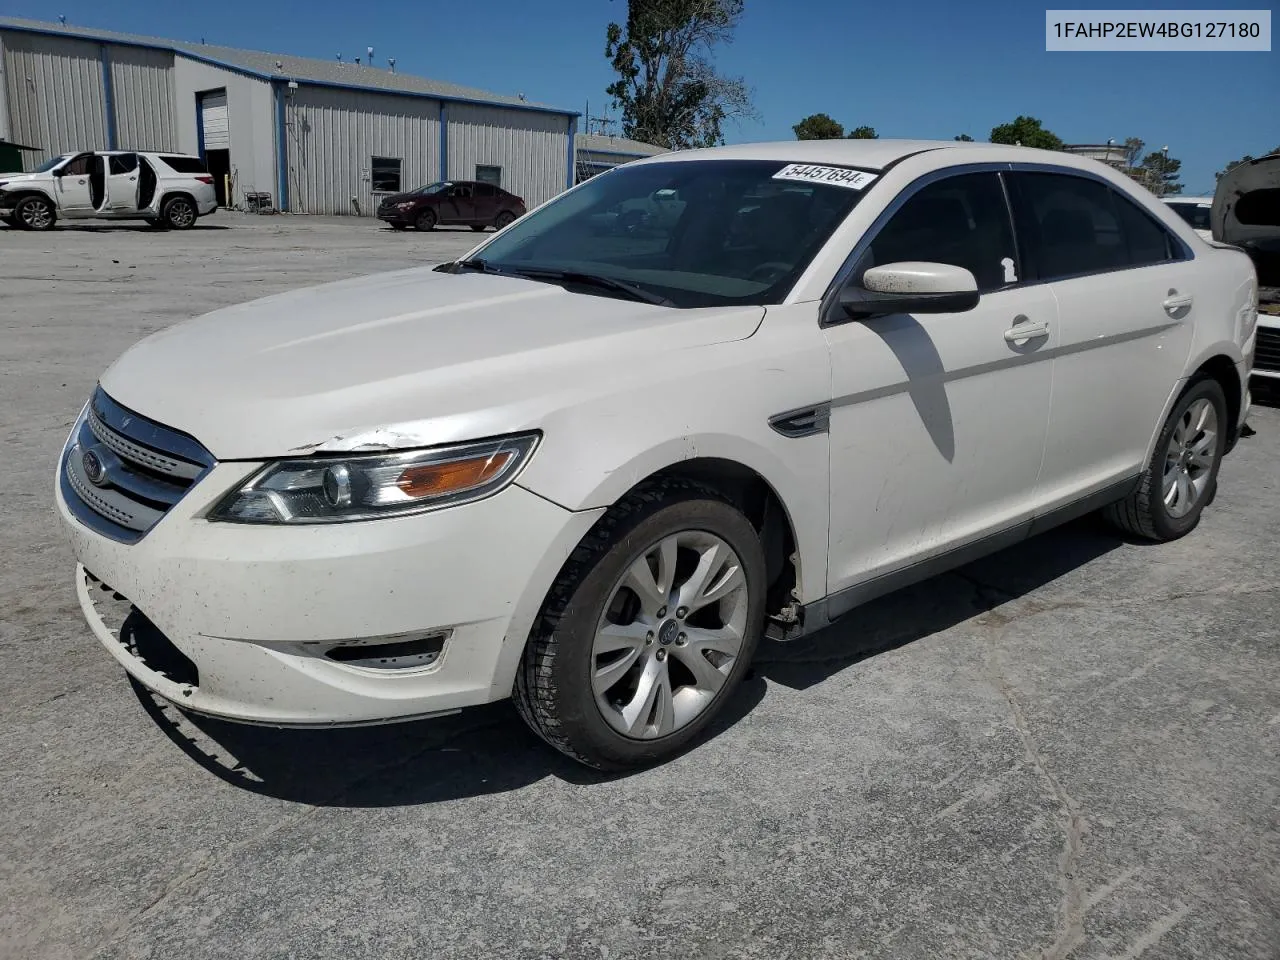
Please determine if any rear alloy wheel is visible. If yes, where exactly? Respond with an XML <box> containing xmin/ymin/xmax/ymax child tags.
<box><xmin>494</xmin><ymin>210</ymin><xmax>515</xmax><ymax>230</ymax></box>
<box><xmin>415</xmin><ymin>209</ymin><xmax>437</xmax><ymax>231</ymax></box>
<box><xmin>162</xmin><ymin>196</ymin><xmax>196</xmax><ymax>229</ymax></box>
<box><xmin>514</xmin><ymin>478</ymin><xmax>765</xmax><ymax>770</ymax></box>
<box><xmin>15</xmin><ymin>195</ymin><xmax>56</xmax><ymax>231</ymax></box>
<box><xmin>1105</xmin><ymin>375</ymin><xmax>1227</xmax><ymax>541</ymax></box>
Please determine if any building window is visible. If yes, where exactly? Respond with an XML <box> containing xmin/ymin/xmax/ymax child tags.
<box><xmin>371</xmin><ymin>157</ymin><xmax>402</xmax><ymax>193</ymax></box>
<box><xmin>475</xmin><ymin>164</ymin><xmax>502</xmax><ymax>186</ymax></box>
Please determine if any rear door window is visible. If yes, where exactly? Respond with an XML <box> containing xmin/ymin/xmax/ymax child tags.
<box><xmin>108</xmin><ymin>153</ymin><xmax>138</xmax><ymax>175</ymax></box>
<box><xmin>1114</xmin><ymin>193</ymin><xmax>1178</xmax><ymax>265</ymax></box>
<box><xmin>1009</xmin><ymin>172</ymin><xmax>1182</xmax><ymax>280</ymax></box>
<box><xmin>159</xmin><ymin>155</ymin><xmax>209</xmax><ymax>174</ymax></box>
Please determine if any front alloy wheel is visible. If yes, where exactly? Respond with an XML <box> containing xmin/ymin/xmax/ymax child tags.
<box><xmin>514</xmin><ymin>478</ymin><xmax>766</xmax><ymax>769</ymax></box>
<box><xmin>592</xmin><ymin>531</ymin><xmax>750</xmax><ymax>739</ymax></box>
<box><xmin>16</xmin><ymin>196</ymin><xmax>55</xmax><ymax>230</ymax></box>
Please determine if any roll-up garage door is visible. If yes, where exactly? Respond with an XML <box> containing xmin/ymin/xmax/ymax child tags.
<box><xmin>200</xmin><ymin>91</ymin><xmax>229</xmax><ymax>149</ymax></box>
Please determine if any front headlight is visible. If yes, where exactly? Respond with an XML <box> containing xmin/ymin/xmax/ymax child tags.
<box><xmin>396</xmin><ymin>201</ymin><xmax>416</xmax><ymax>210</ymax></box>
<box><xmin>208</xmin><ymin>433</ymin><xmax>539</xmax><ymax>524</ymax></box>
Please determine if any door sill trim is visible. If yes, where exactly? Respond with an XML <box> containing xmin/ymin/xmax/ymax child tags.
<box><xmin>775</xmin><ymin>475</ymin><xmax>1139</xmax><ymax>641</ymax></box>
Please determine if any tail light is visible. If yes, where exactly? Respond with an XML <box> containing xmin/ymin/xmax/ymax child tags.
<box><xmin>195</xmin><ymin>176</ymin><xmax>214</xmax><ymax>184</ymax></box>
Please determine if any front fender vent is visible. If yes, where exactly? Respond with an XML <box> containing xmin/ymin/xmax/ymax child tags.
<box><xmin>769</xmin><ymin>403</ymin><xmax>831</xmax><ymax>438</ymax></box>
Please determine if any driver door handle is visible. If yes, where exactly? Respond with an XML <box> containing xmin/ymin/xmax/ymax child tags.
<box><xmin>1004</xmin><ymin>317</ymin><xmax>1050</xmax><ymax>343</ymax></box>
<box><xmin>1163</xmin><ymin>293</ymin><xmax>1193</xmax><ymax>313</ymax></box>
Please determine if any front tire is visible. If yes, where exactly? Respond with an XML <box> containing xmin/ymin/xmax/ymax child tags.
<box><xmin>494</xmin><ymin>210</ymin><xmax>515</xmax><ymax>230</ymax></box>
<box><xmin>15</xmin><ymin>195</ymin><xmax>56</xmax><ymax>231</ymax></box>
<box><xmin>1105</xmin><ymin>375</ymin><xmax>1228</xmax><ymax>541</ymax></box>
<box><xmin>514</xmin><ymin>478</ymin><xmax>766</xmax><ymax>770</ymax></box>
<box><xmin>415</xmin><ymin>209</ymin><xmax>437</xmax><ymax>231</ymax></box>
<box><xmin>161</xmin><ymin>196</ymin><xmax>197</xmax><ymax>229</ymax></box>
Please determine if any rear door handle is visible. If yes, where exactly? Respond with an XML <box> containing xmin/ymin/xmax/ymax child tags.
<box><xmin>1004</xmin><ymin>317</ymin><xmax>1050</xmax><ymax>343</ymax></box>
<box><xmin>1163</xmin><ymin>294</ymin><xmax>1194</xmax><ymax>313</ymax></box>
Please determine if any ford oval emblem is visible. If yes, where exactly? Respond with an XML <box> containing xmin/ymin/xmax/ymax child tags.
<box><xmin>82</xmin><ymin>449</ymin><xmax>107</xmax><ymax>486</ymax></box>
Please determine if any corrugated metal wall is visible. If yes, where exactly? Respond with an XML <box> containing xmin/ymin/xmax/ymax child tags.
<box><xmin>108</xmin><ymin>44</ymin><xmax>176</xmax><ymax>151</ymax></box>
<box><xmin>284</xmin><ymin>86</ymin><xmax>440</xmax><ymax>216</ymax></box>
<box><xmin>448</xmin><ymin>103</ymin><xmax>568</xmax><ymax>209</ymax></box>
<box><xmin>1</xmin><ymin>30</ymin><xmax>106</xmax><ymax>164</ymax></box>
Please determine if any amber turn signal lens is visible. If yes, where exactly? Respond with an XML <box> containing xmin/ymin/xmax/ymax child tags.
<box><xmin>395</xmin><ymin>451</ymin><xmax>513</xmax><ymax>498</ymax></box>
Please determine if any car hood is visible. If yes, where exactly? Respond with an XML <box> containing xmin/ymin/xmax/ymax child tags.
<box><xmin>377</xmin><ymin>192</ymin><xmax>423</xmax><ymax>206</ymax></box>
<box><xmin>0</xmin><ymin>171</ymin><xmax>44</xmax><ymax>186</ymax></box>
<box><xmin>100</xmin><ymin>267</ymin><xmax>765</xmax><ymax>459</ymax></box>
<box><xmin>1213</xmin><ymin>153</ymin><xmax>1280</xmax><ymax>246</ymax></box>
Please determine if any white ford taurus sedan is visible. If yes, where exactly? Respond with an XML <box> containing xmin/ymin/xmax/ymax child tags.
<box><xmin>56</xmin><ymin>139</ymin><xmax>1258</xmax><ymax>769</ymax></box>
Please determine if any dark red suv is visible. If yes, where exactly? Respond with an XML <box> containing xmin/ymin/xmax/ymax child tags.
<box><xmin>376</xmin><ymin>180</ymin><xmax>526</xmax><ymax>232</ymax></box>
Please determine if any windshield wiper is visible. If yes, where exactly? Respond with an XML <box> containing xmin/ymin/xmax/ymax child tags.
<box><xmin>503</xmin><ymin>267</ymin><xmax>674</xmax><ymax>306</ymax></box>
<box><xmin>439</xmin><ymin>257</ymin><xmax>504</xmax><ymax>274</ymax></box>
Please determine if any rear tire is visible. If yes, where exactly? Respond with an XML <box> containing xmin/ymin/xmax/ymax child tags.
<box><xmin>470</xmin><ymin>224</ymin><xmax>487</xmax><ymax>232</ymax></box>
<box><xmin>1104</xmin><ymin>375</ymin><xmax>1227</xmax><ymax>541</ymax></box>
<box><xmin>389</xmin><ymin>222</ymin><xmax>408</xmax><ymax>231</ymax></box>
<box><xmin>514</xmin><ymin>478</ymin><xmax>766</xmax><ymax>770</ymax></box>
<box><xmin>162</xmin><ymin>196</ymin><xmax>197</xmax><ymax>229</ymax></box>
<box><xmin>0</xmin><ymin>214</ymin><xmax>16</xmax><ymax>228</ymax></box>
<box><xmin>15</xmin><ymin>195</ymin><xmax>56</xmax><ymax>231</ymax></box>
<box><xmin>415</xmin><ymin>209</ymin><xmax>437</xmax><ymax>231</ymax></box>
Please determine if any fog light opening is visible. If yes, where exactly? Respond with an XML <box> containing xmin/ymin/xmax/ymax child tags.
<box><xmin>324</xmin><ymin>632</ymin><xmax>447</xmax><ymax>670</ymax></box>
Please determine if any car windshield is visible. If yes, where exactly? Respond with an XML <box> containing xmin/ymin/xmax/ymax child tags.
<box><xmin>412</xmin><ymin>182</ymin><xmax>451</xmax><ymax>195</ymax></box>
<box><xmin>1168</xmin><ymin>202</ymin><xmax>1211</xmax><ymax>232</ymax></box>
<box><xmin>467</xmin><ymin>159</ymin><xmax>875</xmax><ymax>308</ymax></box>
<box><xmin>32</xmin><ymin>155</ymin><xmax>71</xmax><ymax>173</ymax></box>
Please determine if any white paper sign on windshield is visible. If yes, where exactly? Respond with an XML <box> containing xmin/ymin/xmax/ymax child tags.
<box><xmin>772</xmin><ymin>164</ymin><xmax>878</xmax><ymax>190</ymax></box>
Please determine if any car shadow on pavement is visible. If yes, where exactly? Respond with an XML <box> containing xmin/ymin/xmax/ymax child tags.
<box><xmin>40</xmin><ymin>223</ymin><xmax>231</xmax><ymax>233</ymax></box>
<box><xmin>129</xmin><ymin>664</ymin><xmax>768</xmax><ymax>807</ymax></box>
<box><xmin>129</xmin><ymin>515</ymin><xmax>1123</xmax><ymax>806</ymax></box>
<box><xmin>756</xmin><ymin>515</ymin><xmax>1126</xmax><ymax>691</ymax></box>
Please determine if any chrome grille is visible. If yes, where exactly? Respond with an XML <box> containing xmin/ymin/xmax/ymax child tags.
<box><xmin>61</xmin><ymin>387</ymin><xmax>215</xmax><ymax>543</ymax></box>
<box><xmin>1254</xmin><ymin>326</ymin><xmax>1280</xmax><ymax>373</ymax></box>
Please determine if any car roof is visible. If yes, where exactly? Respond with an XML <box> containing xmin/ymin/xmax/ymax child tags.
<box><xmin>627</xmin><ymin>138</ymin><xmax>1132</xmax><ymax>176</ymax></box>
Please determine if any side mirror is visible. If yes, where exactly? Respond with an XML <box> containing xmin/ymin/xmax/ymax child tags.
<box><xmin>840</xmin><ymin>261</ymin><xmax>980</xmax><ymax>319</ymax></box>
<box><xmin>52</xmin><ymin>167</ymin><xmax>66</xmax><ymax>177</ymax></box>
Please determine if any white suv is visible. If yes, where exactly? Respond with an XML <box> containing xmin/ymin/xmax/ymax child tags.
<box><xmin>55</xmin><ymin>140</ymin><xmax>1256</xmax><ymax>769</ymax></box>
<box><xmin>1</xmin><ymin>150</ymin><xmax>217</xmax><ymax>230</ymax></box>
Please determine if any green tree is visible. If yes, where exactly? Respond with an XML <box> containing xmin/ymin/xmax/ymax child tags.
<box><xmin>605</xmin><ymin>0</ymin><xmax>754</xmax><ymax>149</ymax></box>
<box><xmin>1123</xmin><ymin>137</ymin><xmax>1145</xmax><ymax>168</ymax></box>
<box><xmin>954</xmin><ymin>133</ymin><xmax>974</xmax><ymax>142</ymax></box>
<box><xmin>989</xmin><ymin>116</ymin><xmax>1064</xmax><ymax>150</ymax></box>
<box><xmin>1140</xmin><ymin>150</ymin><xmax>1183</xmax><ymax>197</ymax></box>
<box><xmin>793</xmin><ymin>113</ymin><xmax>844</xmax><ymax>140</ymax></box>
<box><xmin>847</xmin><ymin>125</ymin><xmax>878</xmax><ymax>139</ymax></box>
<box><xmin>1216</xmin><ymin>147</ymin><xmax>1280</xmax><ymax>181</ymax></box>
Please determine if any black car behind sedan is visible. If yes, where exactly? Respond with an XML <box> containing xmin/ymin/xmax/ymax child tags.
<box><xmin>376</xmin><ymin>180</ymin><xmax>526</xmax><ymax>232</ymax></box>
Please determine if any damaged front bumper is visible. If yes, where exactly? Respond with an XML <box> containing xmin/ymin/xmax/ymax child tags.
<box><xmin>56</xmin><ymin>465</ymin><xmax>602</xmax><ymax>727</ymax></box>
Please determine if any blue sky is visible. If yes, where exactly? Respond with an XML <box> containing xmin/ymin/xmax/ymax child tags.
<box><xmin>8</xmin><ymin>0</ymin><xmax>1276</xmax><ymax>193</ymax></box>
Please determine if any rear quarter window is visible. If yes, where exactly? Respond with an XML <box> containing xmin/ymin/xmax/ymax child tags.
<box><xmin>158</xmin><ymin>156</ymin><xmax>209</xmax><ymax>174</ymax></box>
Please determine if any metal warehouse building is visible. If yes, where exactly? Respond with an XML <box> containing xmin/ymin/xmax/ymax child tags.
<box><xmin>0</xmin><ymin>16</ymin><xmax>587</xmax><ymax>216</ymax></box>
<box><xmin>574</xmin><ymin>133</ymin><xmax>668</xmax><ymax>183</ymax></box>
